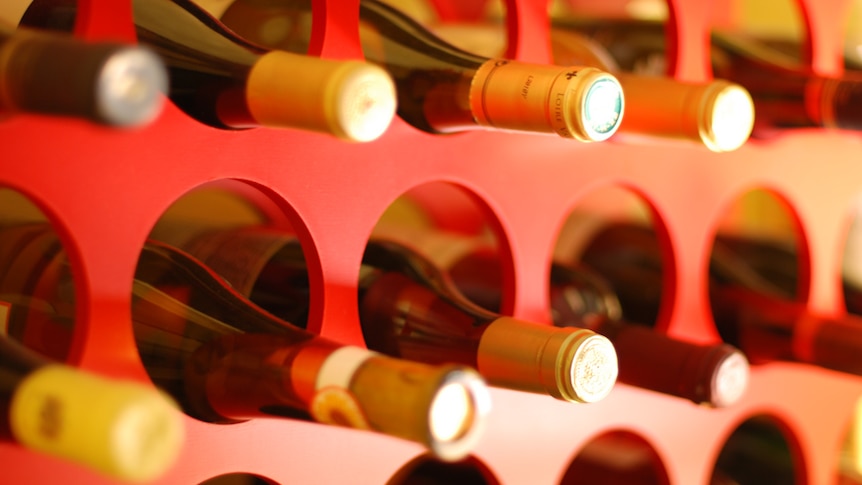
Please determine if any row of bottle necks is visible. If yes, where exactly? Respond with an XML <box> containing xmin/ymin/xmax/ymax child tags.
<box><xmin>5</xmin><ymin>175</ymin><xmax>862</xmax><ymax>483</ymax></box>
<box><xmin>7</xmin><ymin>0</ymin><xmax>862</xmax><ymax>150</ymax></box>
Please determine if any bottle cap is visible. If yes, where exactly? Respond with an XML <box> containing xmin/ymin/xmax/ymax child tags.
<box><xmin>95</xmin><ymin>46</ymin><xmax>169</xmax><ymax>128</ymax></box>
<box><xmin>699</xmin><ymin>80</ymin><xmax>755</xmax><ymax>152</ymax></box>
<box><xmin>246</xmin><ymin>51</ymin><xmax>397</xmax><ymax>142</ymax></box>
<box><xmin>328</xmin><ymin>347</ymin><xmax>491</xmax><ymax>461</ymax></box>
<box><xmin>575</xmin><ymin>68</ymin><xmax>626</xmax><ymax>142</ymax></box>
<box><xmin>709</xmin><ymin>346</ymin><xmax>750</xmax><ymax>408</ymax></box>
<box><xmin>553</xmin><ymin>330</ymin><xmax>619</xmax><ymax>403</ymax></box>
<box><xmin>477</xmin><ymin>317</ymin><xmax>618</xmax><ymax>403</ymax></box>
<box><xmin>10</xmin><ymin>365</ymin><xmax>184</xmax><ymax>483</ymax></box>
<box><xmin>470</xmin><ymin>61</ymin><xmax>624</xmax><ymax>142</ymax></box>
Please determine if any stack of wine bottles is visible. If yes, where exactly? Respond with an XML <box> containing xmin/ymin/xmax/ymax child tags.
<box><xmin>3</xmin><ymin>0</ymin><xmax>862</xmax><ymax>483</ymax></box>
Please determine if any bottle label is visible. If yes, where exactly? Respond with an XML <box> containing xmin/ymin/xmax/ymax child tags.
<box><xmin>471</xmin><ymin>59</ymin><xmax>581</xmax><ymax>138</ymax></box>
<box><xmin>307</xmin><ymin>346</ymin><xmax>374</xmax><ymax>430</ymax></box>
<box><xmin>470</xmin><ymin>60</ymin><xmax>622</xmax><ymax>141</ymax></box>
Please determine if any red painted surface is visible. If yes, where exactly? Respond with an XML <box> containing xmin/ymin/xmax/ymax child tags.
<box><xmin>3</xmin><ymin>0</ymin><xmax>862</xmax><ymax>483</ymax></box>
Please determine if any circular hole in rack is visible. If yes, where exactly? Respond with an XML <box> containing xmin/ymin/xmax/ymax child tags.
<box><xmin>199</xmin><ymin>473</ymin><xmax>277</xmax><ymax>485</ymax></box>
<box><xmin>559</xmin><ymin>429</ymin><xmax>670</xmax><ymax>485</ymax></box>
<box><xmin>709</xmin><ymin>0</ymin><xmax>807</xmax><ymax>59</ymax></box>
<box><xmin>363</xmin><ymin>180</ymin><xmax>514</xmax><ymax>316</ymax></box>
<box><xmin>551</xmin><ymin>184</ymin><xmax>673</xmax><ymax>329</ymax></box>
<box><xmin>132</xmin><ymin>179</ymin><xmax>313</xmax><ymax>425</ymax></box>
<box><xmin>0</xmin><ymin>187</ymin><xmax>77</xmax><ymax>362</ymax></box>
<box><xmin>706</xmin><ymin>188</ymin><xmax>809</xmax><ymax>360</ymax></box>
<box><xmin>386</xmin><ymin>454</ymin><xmax>500</xmax><ymax>484</ymax></box>
<box><xmin>711</xmin><ymin>414</ymin><xmax>805</xmax><ymax>484</ymax></box>
<box><xmin>550</xmin><ymin>0</ymin><xmax>669</xmax><ymax>75</ymax></box>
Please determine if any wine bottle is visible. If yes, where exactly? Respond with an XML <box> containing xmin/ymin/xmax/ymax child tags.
<box><xmin>0</xmin><ymin>224</ymin><xmax>490</xmax><ymax>461</ymax></box>
<box><xmin>0</xmin><ymin>22</ymin><xmax>167</xmax><ymax>127</ymax></box>
<box><xmin>365</xmin><ymin>225</ymin><xmax>748</xmax><ymax>407</ymax></box>
<box><xmin>0</xmin><ymin>324</ymin><xmax>184</xmax><ymax>483</ymax></box>
<box><xmin>21</xmin><ymin>0</ymin><xmax>398</xmax><ymax>142</ymax></box>
<box><xmin>150</xmin><ymin>225</ymin><xmax>619</xmax><ymax>403</ymax></box>
<box><xmin>553</xmin><ymin>16</ymin><xmax>862</xmax><ymax>135</ymax></box>
<box><xmin>216</xmin><ymin>0</ymin><xmax>625</xmax><ymax>142</ymax></box>
<box><xmin>580</xmin><ymin>222</ymin><xmax>862</xmax><ymax>377</ymax></box>
<box><xmin>429</xmin><ymin>21</ymin><xmax>754</xmax><ymax>152</ymax></box>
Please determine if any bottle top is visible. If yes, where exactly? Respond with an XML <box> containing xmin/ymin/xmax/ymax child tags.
<box><xmin>477</xmin><ymin>317</ymin><xmax>618</xmax><ymax>403</ymax></box>
<box><xmin>9</xmin><ymin>365</ymin><xmax>184</xmax><ymax>482</ymax></box>
<box><xmin>710</xmin><ymin>347</ymin><xmax>750</xmax><ymax>408</ymax></box>
<box><xmin>95</xmin><ymin>46</ymin><xmax>169</xmax><ymax>128</ymax></box>
<box><xmin>470</xmin><ymin>61</ymin><xmax>624</xmax><ymax>142</ymax></box>
<box><xmin>698</xmin><ymin>80</ymin><xmax>755</xmax><ymax>152</ymax></box>
<box><xmin>246</xmin><ymin>51</ymin><xmax>397</xmax><ymax>141</ymax></box>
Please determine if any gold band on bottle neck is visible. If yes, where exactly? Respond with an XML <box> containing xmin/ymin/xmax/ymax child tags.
<box><xmin>470</xmin><ymin>60</ymin><xmax>624</xmax><ymax>142</ymax></box>
<box><xmin>476</xmin><ymin>317</ymin><xmax>618</xmax><ymax>403</ymax></box>
<box><xmin>246</xmin><ymin>51</ymin><xmax>397</xmax><ymax>141</ymax></box>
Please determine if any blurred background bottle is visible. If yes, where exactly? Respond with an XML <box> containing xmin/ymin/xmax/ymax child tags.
<box><xmin>0</xmin><ymin>22</ymin><xmax>167</xmax><ymax>127</ymax></box>
<box><xmin>20</xmin><ymin>0</ymin><xmax>398</xmax><ymax>142</ymax></box>
<box><xmin>0</xmin><ymin>331</ymin><xmax>184</xmax><ymax>483</ymax></box>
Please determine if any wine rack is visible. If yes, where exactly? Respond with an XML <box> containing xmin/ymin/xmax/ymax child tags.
<box><xmin>3</xmin><ymin>0</ymin><xmax>862</xmax><ymax>483</ymax></box>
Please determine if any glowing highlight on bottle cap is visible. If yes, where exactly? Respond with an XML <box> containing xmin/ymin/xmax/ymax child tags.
<box><xmin>426</xmin><ymin>366</ymin><xmax>491</xmax><ymax>462</ymax></box>
<box><xmin>569</xmin><ymin>333</ymin><xmax>619</xmax><ymax>403</ymax></box>
<box><xmin>711</xmin><ymin>349</ymin><xmax>750</xmax><ymax>408</ymax></box>
<box><xmin>246</xmin><ymin>52</ymin><xmax>396</xmax><ymax>142</ymax></box>
<box><xmin>582</xmin><ymin>74</ymin><xmax>625</xmax><ymax>141</ymax></box>
<box><xmin>96</xmin><ymin>46</ymin><xmax>168</xmax><ymax>128</ymax></box>
<box><xmin>10</xmin><ymin>365</ymin><xmax>184</xmax><ymax>483</ymax></box>
<box><xmin>702</xmin><ymin>81</ymin><xmax>754</xmax><ymax>152</ymax></box>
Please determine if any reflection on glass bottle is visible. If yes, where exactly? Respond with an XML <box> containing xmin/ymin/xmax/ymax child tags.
<box><xmin>216</xmin><ymin>0</ymin><xmax>625</xmax><ymax>142</ymax></box>
<box><xmin>0</xmin><ymin>223</ymin><xmax>490</xmax><ymax>461</ymax></box>
<box><xmin>152</xmin><ymin>225</ymin><xmax>619</xmax><ymax>404</ymax></box>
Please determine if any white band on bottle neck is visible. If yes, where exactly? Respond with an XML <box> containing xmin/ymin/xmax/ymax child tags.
<box><xmin>315</xmin><ymin>346</ymin><xmax>375</xmax><ymax>391</ymax></box>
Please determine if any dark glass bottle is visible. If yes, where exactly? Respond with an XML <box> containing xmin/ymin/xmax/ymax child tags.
<box><xmin>581</xmin><ymin>222</ymin><xmax>862</xmax><ymax>377</ymax></box>
<box><xmin>151</xmin><ymin>225</ymin><xmax>619</xmax><ymax>404</ymax></box>
<box><xmin>216</xmin><ymin>0</ymin><xmax>625</xmax><ymax>142</ymax></box>
<box><xmin>0</xmin><ymin>329</ymin><xmax>183</xmax><ymax>482</ymax></box>
<box><xmin>0</xmin><ymin>224</ymin><xmax>490</xmax><ymax>462</ymax></box>
<box><xmin>21</xmin><ymin>0</ymin><xmax>397</xmax><ymax>141</ymax></box>
<box><xmin>0</xmin><ymin>21</ymin><xmax>166</xmax><ymax>127</ymax></box>
<box><xmin>361</xmin><ymin>226</ymin><xmax>748</xmax><ymax>407</ymax></box>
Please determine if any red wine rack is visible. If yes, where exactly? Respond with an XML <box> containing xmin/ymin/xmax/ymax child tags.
<box><xmin>3</xmin><ymin>0</ymin><xmax>862</xmax><ymax>483</ymax></box>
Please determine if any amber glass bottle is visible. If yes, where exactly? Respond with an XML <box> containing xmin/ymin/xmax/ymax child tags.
<box><xmin>152</xmin><ymin>225</ymin><xmax>619</xmax><ymax>404</ymax></box>
<box><xmin>0</xmin><ymin>224</ymin><xmax>490</xmax><ymax>461</ymax></box>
